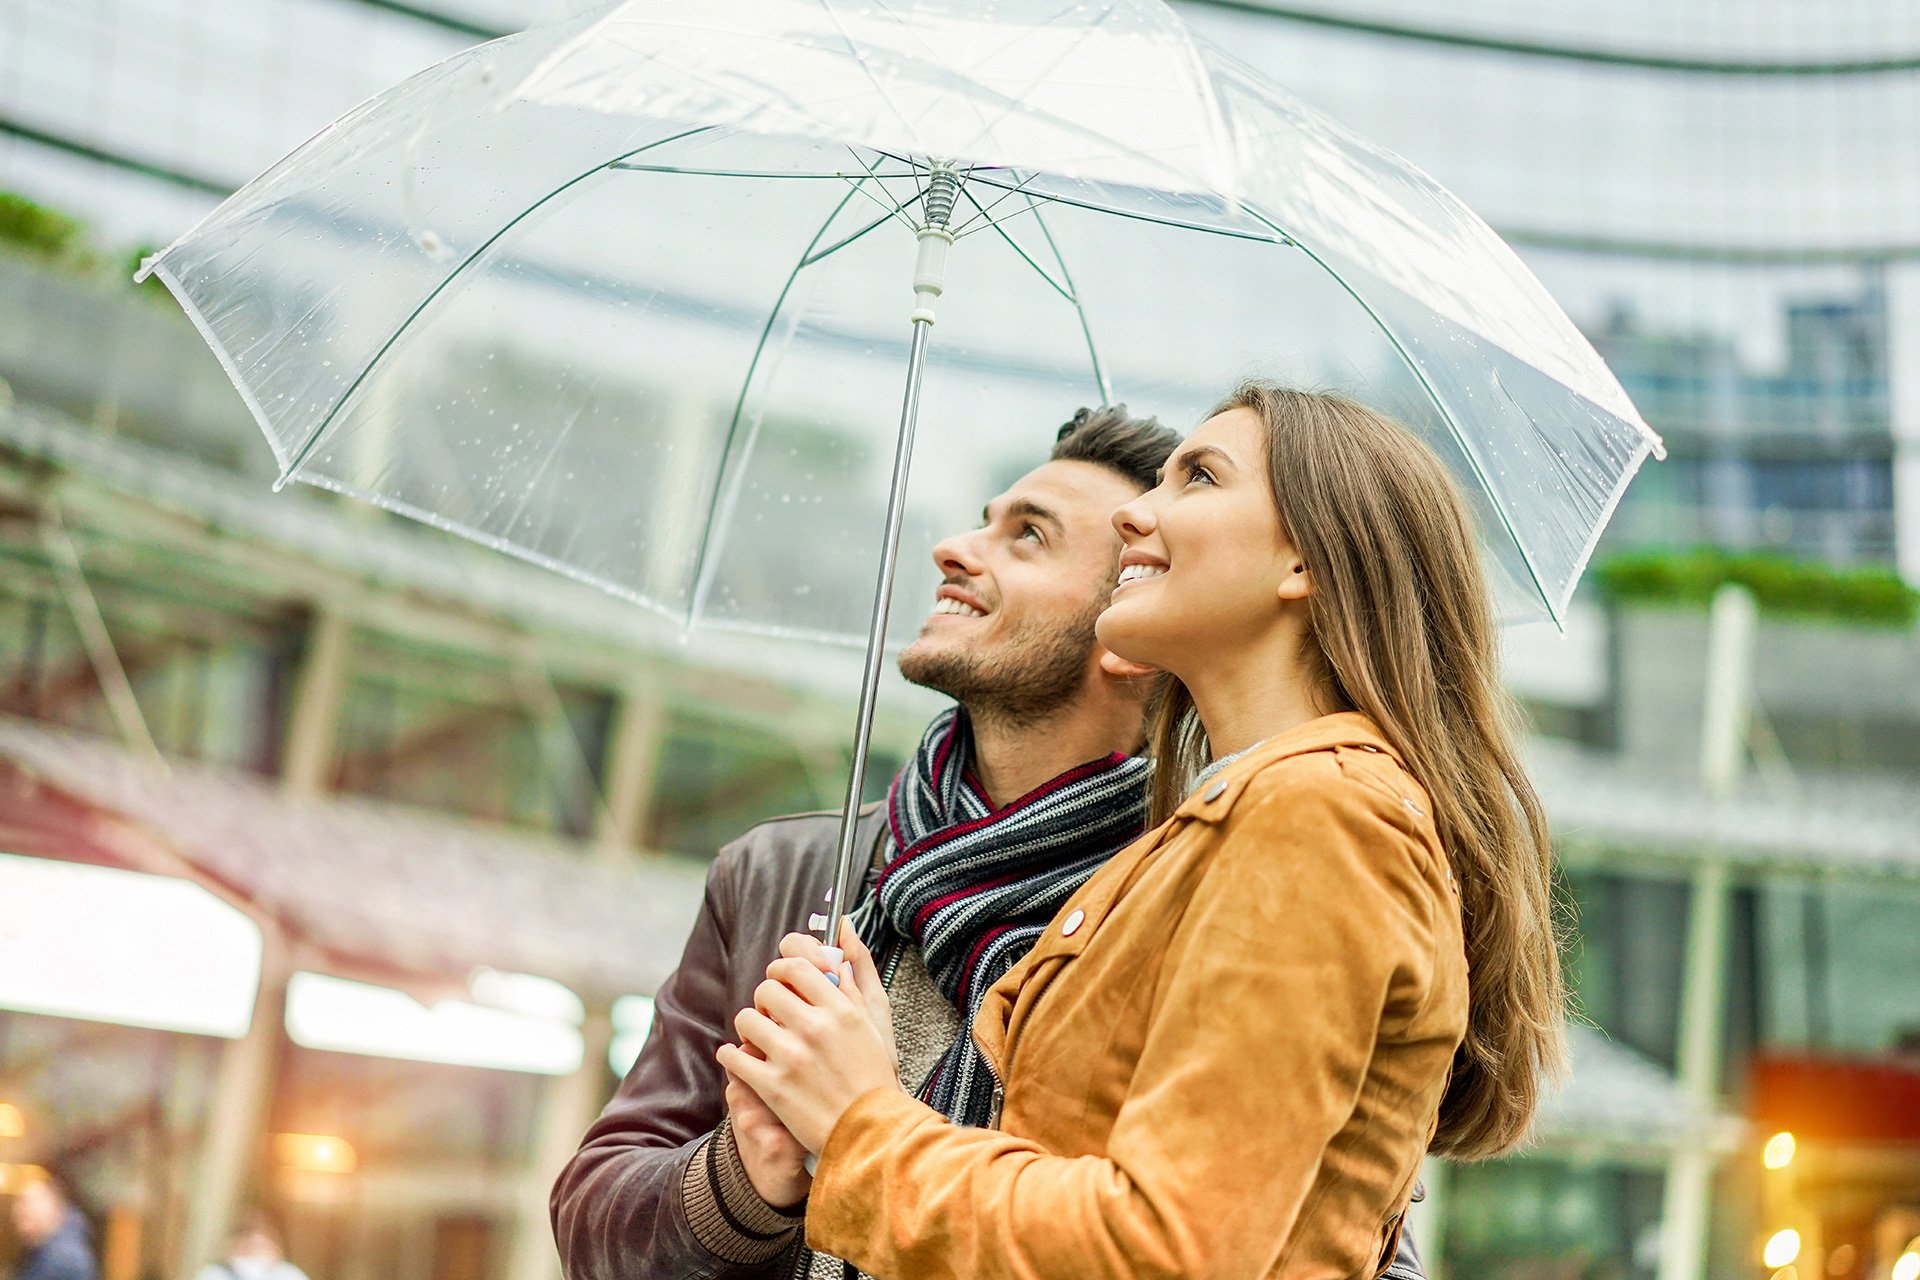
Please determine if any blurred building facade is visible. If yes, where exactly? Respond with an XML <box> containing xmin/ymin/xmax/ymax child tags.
<box><xmin>0</xmin><ymin>3</ymin><xmax>1916</xmax><ymax>1280</ymax></box>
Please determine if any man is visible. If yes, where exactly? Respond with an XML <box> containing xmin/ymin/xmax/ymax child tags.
<box><xmin>10</xmin><ymin>1169</ymin><xmax>96</xmax><ymax>1280</ymax></box>
<box><xmin>552</xmin><ymin>408</ymin><xmax>1426</xmax><ymax>1280</ymax></box>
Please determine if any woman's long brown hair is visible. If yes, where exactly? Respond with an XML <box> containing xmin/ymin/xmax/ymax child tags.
<box><xmin>1147</xmin><ymin>382</ymin><xmax>1566</xmax><ymax>1159</ymax></box>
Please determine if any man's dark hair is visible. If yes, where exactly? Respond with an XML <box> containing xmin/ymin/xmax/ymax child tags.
<box><xmin>1050</xmin><ymin>404</ymin><xmax>1179</xmax><ymax>491</ymax></box>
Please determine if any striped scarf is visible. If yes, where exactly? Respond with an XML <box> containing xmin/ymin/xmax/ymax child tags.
<box><xmin>849</xmin><ymin>706</ymin><xmax>1151</xmax><ymax>1127</ymax></box>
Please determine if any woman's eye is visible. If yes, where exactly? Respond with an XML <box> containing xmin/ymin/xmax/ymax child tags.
<box><xmin>1187</xmin><ymin>466</ymin><xmax>1216</xmax><ymax>487</ymax></box>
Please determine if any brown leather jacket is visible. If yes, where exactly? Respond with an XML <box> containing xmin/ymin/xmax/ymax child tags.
<box><xmin>553</xmin><ymin>779</ymin><xmax>1429</xmax><ymax>1280</ymax></box>
<box><xmin>552</xmin><ymin>803</ymin><xmax>887</xmax><ymax>1280</ymax></box>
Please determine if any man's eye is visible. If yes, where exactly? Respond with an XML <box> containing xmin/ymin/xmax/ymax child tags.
<box><xmin>1019</xmin><ymin>524</ymin><xmax>1043</xmax><ymax>542</ymax></box>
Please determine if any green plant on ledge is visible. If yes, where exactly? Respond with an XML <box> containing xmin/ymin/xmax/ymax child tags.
<box><xmin>1</xmin><ymin>191</ymin><xmax>179</xmax><ymax>303</ymax></box>
<box><xmin>0</xmin><ymin>191</ymin><xmax>90</xmax><ymax>267</ymax></box>
<box><xmin>1593</xmin><ymin>547</ymin><xmax>1918</xmax><ymax>627</ymax></box>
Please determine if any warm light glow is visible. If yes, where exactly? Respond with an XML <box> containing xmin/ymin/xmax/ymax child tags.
<box><xmin>1763</xmin><ymin>1131</ymin><xmax>1797</xmax><ymax>1169</ymax></box>
<box><xmin>273</xmin><ymin>1133</ymin><xmax>358</xmax><ymax>1174</ymax></box>
<box><xmin>0</xmin><ymin>852</ymin><xmax>260</xmax><ymax>1038</ymax></box>
<box><xmin>0</xmin><ymin>1164</ymin><xmax>47</xmax><ymax>1194</ymax></box>
<box><xmin>1765</xmin><ymin>1230</ymin><xmax>1803</xmax><ymax>1270</ymax></box>
<box><xmin>0</xmin><ymin>1103</ymin><xmax>22</xmax><ymax>1139</ymax></box>
<box><xmin>1771</xmin><ymin>1267</ymin><xmax>1798</xmax><ymax>1280</ymax></box>
<box><xmin>608</xmin><ymin>994</ymin><xmax>657</xmax><ymax>1076</ymax></box>
<box><xmin>285</xmin><ymin>972</ymin><xmax>584</xmax><ymax>1075</ymax></box>
<box><xmin>469</xmin><ymin>969</ymin><xmax>585</xmax><ymax>1024</ymax></box>
<box><xmin>1891</xmin><ymin>1251</ymin><xmax>1920</xmax><ymax>1280</ymax></box>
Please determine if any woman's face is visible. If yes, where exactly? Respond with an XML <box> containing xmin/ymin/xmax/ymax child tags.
<box><xmin>1095</xmin><ymin>406</ymin><xmax>1307</xmax><ymax>678</ymax></box>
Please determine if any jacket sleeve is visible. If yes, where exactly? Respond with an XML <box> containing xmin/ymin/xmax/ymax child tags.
<box><xmin>805</xmin><ymin>776</ymin><xmax>1439</xmax><ymax>1280</ymax></box>
<box><xmin>552</xmin><ymin>838</ymin><xmax>804</xmax><ymax>1280</ymax></box>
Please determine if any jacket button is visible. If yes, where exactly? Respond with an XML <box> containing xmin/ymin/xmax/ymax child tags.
<box><xmin>1203</xmin><ymin>780</ymin><xmax>1227</xmax><ymax>802</ymax></box>
<box><xmin>1061</xmin><ymin>909</ymin><xmax>1086</xmax><ymax>937</ymax></box>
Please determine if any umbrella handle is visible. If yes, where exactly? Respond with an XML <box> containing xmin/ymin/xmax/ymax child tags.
<box><xmin>798</xmin><ymin>942</ymin><xmax>845</xmax><ymax>1177</ymax></box>
<box><xmin>817</xmin><ymin>944</ymin><xmax>845</xmax><ymax>987</ymax></box>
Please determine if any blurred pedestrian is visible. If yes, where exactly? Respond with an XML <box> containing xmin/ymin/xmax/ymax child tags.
<box><xmin>192</xmin><ymin>1212</ymin><xmax>309</xmax><ymax>1280</ymax></box>
<box><xmin>9</xmin><ymin>1169</ymin><xmax>95</xmax><ymax>1280</ymax></box>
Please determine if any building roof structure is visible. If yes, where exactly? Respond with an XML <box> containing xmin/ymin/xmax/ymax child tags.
<box><xmin>0</xmin><ymin>714</ymin><xmax>709</xmax><ymax>1001</ymax></box>
<box><xmin>1531</xmin><ymin>737</ymin><xmax>1920</xmax><ymax>883</ymax></box>
<box><xmin>1539</xmin><ymin>1025</ymin><xmax>1744</xmax><ymax>1156</ymax></box>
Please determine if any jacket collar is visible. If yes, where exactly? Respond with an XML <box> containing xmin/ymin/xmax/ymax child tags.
<box><xmin>1171</xmin><ymin>711</ymin><xmax>1401</xmax><ymax>825</ymax></box>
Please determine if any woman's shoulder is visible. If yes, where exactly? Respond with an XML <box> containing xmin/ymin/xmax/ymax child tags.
<box><xmin>1201</xmin><ymin>719</ymin><xmax>1450</xmax><ymax>902</ymax></box>
<box><xmin>1202</xmin><ymin>713</ymin><xmax>1431</xmax><ymax>828</ymax></box>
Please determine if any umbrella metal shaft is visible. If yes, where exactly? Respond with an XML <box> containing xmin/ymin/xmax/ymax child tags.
<box><xmin>820</xmin><ymin>316</ymin><xmax>934</xmax><ymax>952</ymax></box>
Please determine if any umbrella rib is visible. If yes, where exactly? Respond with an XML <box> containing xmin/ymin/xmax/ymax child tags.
<box><xmin>684</xmin><ymin>183</ymin><xmax>872</xmax><ymax>628</ymax></box>
<box><xmin>1026</xmin><ymin>195</ymin><xmax>1112</xmax><ymax>405</ymax></box>
<box><xmin>951</xmin><ymin>167</ymin><xmax>1044</xmax><ymax>236</ymax></box>
<box><xmin>842</xmin><ymin>146</ymin><xmax>924</xmax><ymax>231</ymax></box>
<box><xmin>1238</xmin><ymin>206</ymin><xmax>1557</xmax><ymax>620</ymax></box>
<box><xmin>273</xmin><ymin>126</ymin><xmax>714</xmax><ymax>488</ymax></box>
<box><xmin>959</xmin><ymin>170</ymin><xmax>1294</xmax><ymax>245</ymax></box>
<box><xmin>803</xmin><ymin>201</ymin><xmax>919</xmax><ymax>268</ymax></box>
<box><xmin>819</xmin><ymin>2</ymin><xmax>925</xmax><ymax>143</ymax></box>
<box><xmin>957</xmin><ymin>185</ymin><xmax>1073</xmax><ymax>303</ymax></box>
<box><xmin>608</xmin><ymin>162</ymin><xmax>921</xmax><ymax>182</ymax></box>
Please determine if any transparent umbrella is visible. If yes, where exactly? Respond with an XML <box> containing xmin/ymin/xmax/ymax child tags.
<box><xmin>142</xmin><ymin>0</ymin><xmax>1662</xmax><ymax>947</ymax></box>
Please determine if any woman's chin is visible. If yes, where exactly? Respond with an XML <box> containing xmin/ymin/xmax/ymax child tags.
<box><xmin>1095</xmin><ymin>606</ymin><xmax>1167</xmax><ymax>674</ymax></box>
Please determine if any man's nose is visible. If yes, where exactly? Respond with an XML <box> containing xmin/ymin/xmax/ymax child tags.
<box><xmin>932</xmin><ymin>529</ymin><xmax>986</xmax><ymax>578</ymax></box>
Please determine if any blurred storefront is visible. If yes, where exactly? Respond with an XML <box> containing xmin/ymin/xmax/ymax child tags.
<box><xmin>0</xmin><ymin>712</ymin><xmax>710</xmax><ymax>1280</ymax></box>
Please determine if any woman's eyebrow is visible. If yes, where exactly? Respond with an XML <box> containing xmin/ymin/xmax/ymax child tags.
<box><xmin>1160</xmin><ymin>444</ymin><xmax>1235</xmax><ymax>481</ymax></box>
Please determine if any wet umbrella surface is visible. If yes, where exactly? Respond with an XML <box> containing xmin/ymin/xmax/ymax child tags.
<box><xmin>143</xmin><ymin>0</ymin><xmax>1662</xmax><ymax>941</ymax></box>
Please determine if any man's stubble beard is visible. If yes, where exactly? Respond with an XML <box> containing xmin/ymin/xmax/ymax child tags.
<box><xmin>898</xmin><ymin>593</ymin><xmax>1108</xmax><ymax>731</ymax></box>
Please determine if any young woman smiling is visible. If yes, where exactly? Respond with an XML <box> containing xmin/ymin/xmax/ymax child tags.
<box><xmin>720</xmin><ymin>382</ymin><xmax>1566</xmax><ymax>1280</ymax></box>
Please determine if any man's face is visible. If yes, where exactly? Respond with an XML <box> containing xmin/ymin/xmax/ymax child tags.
<box><xmin>898</xmin><ymin>459</ymin><xmax>1141</xmax><ymax>724</ymax></box>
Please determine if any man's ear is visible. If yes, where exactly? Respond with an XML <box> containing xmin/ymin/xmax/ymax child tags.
<box><xmin>1098</xmin><ymin>647</ymin><xmax>1159</xmax><ymax>680</ymax></box>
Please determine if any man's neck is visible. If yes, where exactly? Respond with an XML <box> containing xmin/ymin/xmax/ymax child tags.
<box><xmin>966</xmin><ymin>704</ymin><xmax>1138</xmax><ymax>809</ymax></box>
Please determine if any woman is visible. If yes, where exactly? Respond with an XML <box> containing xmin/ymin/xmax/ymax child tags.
<box><xmin>719</xmin><ymin>383</ymin><xmax>1566</xmax><ymax>1279</ymax></box>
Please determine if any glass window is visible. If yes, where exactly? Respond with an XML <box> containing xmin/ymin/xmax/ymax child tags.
<box><xmin>1447</xmin><ymin>1157</ymin><xmax>1666</xmax><ymax>1280</ymax></box>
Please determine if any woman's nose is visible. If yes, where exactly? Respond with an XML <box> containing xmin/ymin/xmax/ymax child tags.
<box><xmin>1112</xmin><ymin>495</ymin><xmax>1155</xmax><ymax>541</ymax></box>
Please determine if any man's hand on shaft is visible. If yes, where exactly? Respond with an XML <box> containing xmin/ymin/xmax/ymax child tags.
<box><xmin>718</xmin><ymin>927</ymin><xmax>904</xmax><ymax>1155</ymax></box>
<box><xmin>724</xmin><ymin>1059</ymin><xmax>812</xmax><ymax>1209</ymax></box>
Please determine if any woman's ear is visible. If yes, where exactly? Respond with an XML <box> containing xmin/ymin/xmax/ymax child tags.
<box><xmin>1098</xmin><ymin>647</ymin><xmax>1158</xmax><ymax>680</ymax></box>
<box><xmin>1276</xmin><ymin>563</ymin><xmax>1313</xmax><ymax>603</ymax></box>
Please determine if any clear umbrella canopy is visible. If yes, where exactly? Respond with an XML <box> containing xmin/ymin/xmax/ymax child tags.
<box><xmin>145</xmin><ymin>0</ymin><xmax>1661</xmax><ymax>645</ymax></box>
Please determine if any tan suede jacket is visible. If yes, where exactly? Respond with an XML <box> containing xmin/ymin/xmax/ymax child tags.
<box><xmin>806</xmin><ymin>712</ymin><xmax>1468</xmax><ymax>1280</ymax></box>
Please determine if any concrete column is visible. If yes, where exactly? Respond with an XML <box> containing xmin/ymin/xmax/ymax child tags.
<box><xmin>1656</xmin><ymin>585</ymin><xmax>1752</xmax><ymax>1280</ymax></box>
<box><xmin>503</xmin><ymin>1006</ymin><xmax>614</xmax><ymax>1280</ymax></box>
<box><xmin>177</xmin><ymin>942</ymin><xmax>289</xmax><ymax>1276</ymax></box>
<box><xmin>282</xmin><ymin>609</ymin><xmax>353</xmax><ymax>798</ymax></box>
<box><xmin>1656</xmin><ymin>860</ymin><xmax>1732</xmax><ymax>1280</ymax></box>
<box><xmin>593</xmin><ymin>690</ymin><xmax>667</xmax><ymax>861</ymax></box>
<box><xmin>1886</xmin><ymin>263</ymin><xmax>1920</xmax><ymax>585</ymax></box>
